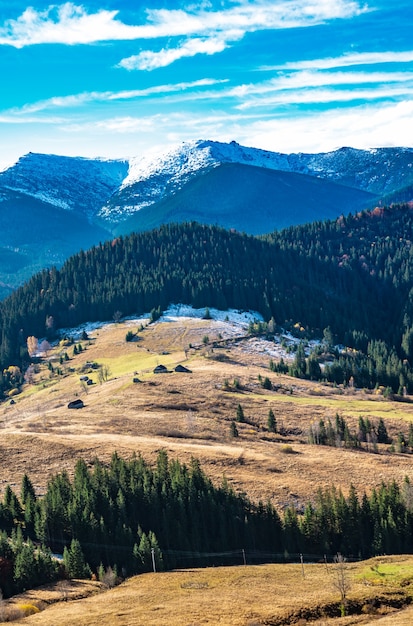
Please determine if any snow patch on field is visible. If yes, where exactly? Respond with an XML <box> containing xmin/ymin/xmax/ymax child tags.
<box><xmin>161</xmin><ymin>304</ymin><xmax>263</xmax><ymax>327</ymax></box>
<box><xmin>56</xmin><ymin>303</ymin><xmax>320</xmax><ymax>362</ymax></box>
<box><xmin>56</xmin><ymin>305</ymin><xmax>263</xmax><ymax>340</ymax></box>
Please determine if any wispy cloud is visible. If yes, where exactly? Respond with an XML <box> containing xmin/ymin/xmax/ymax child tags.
<box><xmin>2</xmin><ymin>79</ymin><xmax>227</xmax><ymax>116</ymax></box>
<box><xmin>118</xmin><ymin>35</ymin><xmax>234</xmax><ymax>71</ymax></box>
<box><xmin>239</xmin><ymin>101</ymin><xmax>413</xmax><ymax>153</ymax></box>
<box><xmin>261</xmin><ymin>50</ymin><xmax>413</xmax><ymax>71</ymax></box>
<box><xmin>118</xmin><ymin>0</ymin><xmax>370</xmax><ymax>70</ymax></box>
<box><xmin>239</xmin><ymin>84</ymin><xmax>413</xmax><ymax>108</ymax></box>
<box><xmin>233</xmin><ymin>70</ymin><xmax>413</xmax><ymax>96</ymax></box>
<box><xmin>58</xmin><ymin>100</ymin><xmax>413</xmax><ymax>154</ymax></box>
<box><xmin>0</xmin><ymin>1</ymin><xmax>370</xmax><ymax>73</ymax></box>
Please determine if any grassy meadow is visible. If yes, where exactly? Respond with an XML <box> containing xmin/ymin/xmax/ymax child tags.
<box><xmin>3</xmin><ymin>556</ymin><xmax>413</xmax><ymax>625</ymax></box>
<box><xmin>1</xmin><ymin>314</ymin><xmax>413</xmax><ymax>623</ymax></box>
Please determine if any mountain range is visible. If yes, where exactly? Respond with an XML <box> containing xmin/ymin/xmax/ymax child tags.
<box><xmin>1</xmin><ymin>139</ymin><xmax>413</xmax><ymax>297</ymax></box>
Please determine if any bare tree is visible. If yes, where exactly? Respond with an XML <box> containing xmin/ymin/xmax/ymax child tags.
<box><xmin>24</xmin><ymin>364</ymin><xmax>35</xmax><ymax>385</ymax></box>
<box><xmin>113</xmin><ymin>310</ymin><xmax>122</xmax><ymax>323</ymax></box>
<box><xmin>98</xmin><ymin>364</ymin><xmax>111</xmax><ymax>384</ymax></box>
<box><xmin>57</xmin><ymin>579</ymin><xmax>71</xmax><ymax>601</ymax></box>
<box><xmin>332</xmin><ymin>553</ymin><xmax>351</xmax><ymax>616</ymax></box>
<box><xmin>38</xmin><ymin>339</ymin><xmax>51</xmax><ymax>357</ymax></box>
<box><xmin>100</xmin><ymin>566</ymin><xmax>118</xmax><ymax>589</ymax></box>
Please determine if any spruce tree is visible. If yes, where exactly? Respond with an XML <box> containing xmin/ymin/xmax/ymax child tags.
<box><xmin>236</xmin><ymin>404</ymin><xmax>245</xmax><ymax>423</ymax></box>
<box><xmin>377</xmin><ymin>418</ymin><xmax>389</xmax><ymax>444</ymax></box>
<box><xmin>63</xmin><ymin>539</ymin><xmax>91</xmax><ymax>579</ymax></box>
<box><xmin>267</xmin><ymin>409</ymin><xmax>277</xmax><ymax>433</ymax></box>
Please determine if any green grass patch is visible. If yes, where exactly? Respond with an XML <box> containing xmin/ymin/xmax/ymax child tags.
<box><xmin>97</xmin><ymin>351</ymin><xmax>180</xmax><ymax>378</ymax></box>
<box><xmin>248</xmin><ymin>392</ymin><xmax>413</xmax><ymax>421</ymax></box>
<box><xmin>357</xmin><ymin>561</ymin><xmax>413</xmax><ymax>586</ymax></box>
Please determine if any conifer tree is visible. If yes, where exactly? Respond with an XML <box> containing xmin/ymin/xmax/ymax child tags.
<box><xmin>377</xmin><ymin>418</ymin><xmax>389</xmax><ymax>444</ymax></box>
<box><xmin>63</xmin><ymin>539</ymin><xmax>91</xmax><ymax>579</ymax></box>
<box><xmin>267</xmin><ymin>409</ymin><xmax>277</xmax><ymax>433</ymax></box>
<box><xmin>236</xmin><ymin>404</ymin><xmax>245</xmax><ymax>423</ymax></box>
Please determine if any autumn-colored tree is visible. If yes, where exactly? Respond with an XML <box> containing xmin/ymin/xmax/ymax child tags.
<box><xmin>26</xmin><ymin>336</ymin><xmax>38</xmax><ymax>358</ymax></box>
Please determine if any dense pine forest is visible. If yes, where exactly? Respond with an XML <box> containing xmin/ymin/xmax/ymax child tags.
<box><xmin>1</xmin><ymin>204</ymin><xmax>413</xmax><ymax>395</ymax></box>
<box><xmin>2</xmin><ymin>451</ymin><xmax>413</xmax><ymax>596</ymax></box>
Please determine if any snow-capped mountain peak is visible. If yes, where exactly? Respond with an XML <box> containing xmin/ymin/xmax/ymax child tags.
<box><xmin>122</xmin><ymin>139</ymin><xmax>293</xmax><ymax>190</ymax></box>
<box><xmin>0</xmin><ymin>152</ymin><xmax>129</xmax><ymax>218</ymax></box>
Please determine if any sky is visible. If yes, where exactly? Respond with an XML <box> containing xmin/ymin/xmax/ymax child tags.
<box><xmin>0</xmin><ymin>0</ymin><xmax>412</xmax><ymax>169</ymax></box>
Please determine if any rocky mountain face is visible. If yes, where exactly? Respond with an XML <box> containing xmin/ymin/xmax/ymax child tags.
<box><xmin>0</xmin><ymin>139</ymin><xmax>412</xmax><ymax>295</ymax></box>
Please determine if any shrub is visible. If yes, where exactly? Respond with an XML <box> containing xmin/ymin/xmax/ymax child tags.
<box><xmin>280</xmin><ymin>444</ymin><xmax>294</xmax><ymax>454</ymax></box>
<box><xmin>16</xmin><ymin>603</ymin><xmax>40</xmax><ymax>616</ymax></box>
<box><xmin>262</xmin><ymin>376</ymin><xmax>272</xmax><ymax>390</ymax></box>
<box><xmin>202</xmin><ymin>307</ymin><xmax>212</xmax><ymax>320</ymax></box>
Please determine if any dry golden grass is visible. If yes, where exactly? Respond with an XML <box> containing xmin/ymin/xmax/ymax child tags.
<box><xmin>5</xmin><ymin>556</ymin><xmax>413</xmax><ymax>625</ymax></box>
<box><xmin>2</xmin><ymin>318</ymin><xmax>413</xmax><ymax>623</ymax></box>
<box><xmin>1</xmin><ymin>317</ymin><xmax>413</xmax><ymax>508</ymax></box>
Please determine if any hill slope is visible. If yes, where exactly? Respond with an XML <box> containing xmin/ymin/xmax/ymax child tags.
<box><xmin>115</xmin><ymin>162</ymin><xmax>376</xmax><ymax>235</ymax></box>
<box><xmin>1</xmin><ymin>140</ymin><xmax>413</xmax><ymax>289</ymax></box>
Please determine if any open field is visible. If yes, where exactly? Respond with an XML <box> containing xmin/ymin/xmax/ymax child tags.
<box><xmin>1</xmin><ymin>314</ymin><xmax>413</xmax><ymax>507</ymax></box>
<box><xmin>2</xmin><ymin>312</ymin><xmax>413</xmax><ymax>623</ymax></box>
<box><xmin>4</xmin><ymin>555</ymin><xmax>413</xmax><ymax>625</ymax></box>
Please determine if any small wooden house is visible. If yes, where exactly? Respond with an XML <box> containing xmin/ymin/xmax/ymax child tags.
<box><xmin>68</xmin><ymin>399</ymin><xmax>84</xmax><ymax>409</ymax></box>
<box><xmin>175</xmin><ymin>364</ymin><xmax>192</xmax><ymax>373</ymax></box>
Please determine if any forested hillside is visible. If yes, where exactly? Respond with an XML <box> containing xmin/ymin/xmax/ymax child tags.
<box><xmin>1</xmin><ymin>205</ymin><xmax>413</xmax><ymax>394</ymax></box>
<box><xmin>2</xmin><ymin>451</ymin><xmax>413</xmax><ymax>596</ymax></box>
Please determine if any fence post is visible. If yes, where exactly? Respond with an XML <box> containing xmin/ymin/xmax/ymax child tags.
<box><xmin>151</xmin><ymin>548</ymin><xmax>156</xmax><ymax>573</ymax></box>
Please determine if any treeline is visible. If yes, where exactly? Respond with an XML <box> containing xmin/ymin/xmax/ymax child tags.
<box><xmin>2</xmin><ymin>452</ymin><xmax>413</xmax><ymax>596</ymax></box>
<box><xmin>1</xmin><ymin>208</ymin><xmax>413</xmax><ymax>392</ymax></box>
<box><xmin>308</xmin><ymin>414</ymin><xmax>401</xmax><ymax>451</ymax></box>
<box><xmin>272</xmin><ymin>336</ymin><xmax>413</xmax><ymax>393</ymax></box>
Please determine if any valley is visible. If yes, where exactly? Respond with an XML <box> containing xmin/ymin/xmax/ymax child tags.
<box><xmin>2</xmin><ymin>309</ymin><xmax>413</xmax><ymax>623</ymax></box>
<box><xmin>2</xmin><ymin>308</ymin><xmax>413</xmax><ymax>508</ymax></box>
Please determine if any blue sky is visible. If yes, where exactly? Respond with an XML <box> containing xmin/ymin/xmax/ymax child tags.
<box><xmin>0</xmin><ymin>0</ymin><xmax>412</xmax><ymax>168</ymax></box>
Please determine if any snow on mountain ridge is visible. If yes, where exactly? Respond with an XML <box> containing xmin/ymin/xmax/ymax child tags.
<box><xmin>0</xmin><ymin>152</ymin><xmax>129</xmax><ymax>217</ymax></box>
<box><xmin>97</xmin><ymin>140</ymin><xmax>413</xmax><ymax>223</ymax></box>
<box><xmin>122</xmin><ymin>139</ymin><xmax>293</xmax><ymax>189</ymax></box>
<box><xmin>2</xmin><ymin>141</ymin><xmax>413</xmax><ymax>226</ymax></box>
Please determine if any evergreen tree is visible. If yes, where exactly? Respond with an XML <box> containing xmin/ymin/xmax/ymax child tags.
<box><xmin>267</xmin><ymin>409</ymin><xmax>277</xmax><ymax>433</ymax></box>
<box><xmin>377</xmin><ymin>418</ymin><xmax>389</xmax><ymax>444</ymax></box>
<box><xmin>236</xmin><ymin>404</ymin><xmax>245</xmax><ymax>423</ymax></box>
<box><xmin>63</xmin><ymin>539</ymin><xmax>91</xmax><ymax>579</ymax></box>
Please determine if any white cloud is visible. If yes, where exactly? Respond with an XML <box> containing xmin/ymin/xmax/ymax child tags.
<box><xmin>233</xmin><ymin>70</ymin><xmax>413</xmax><ymax>96</ymax></box>
<box><xmin>238</xmin><ymin>101</ymin><xmax>413</xmax><ymax>153</ymax></box>
<box><xmin>57</xmin><ymin>100</ymin><xmax>413</xmax><ymax>154</ymax></box>
<box><xmin>118</xmin><ymin>35</ymin><xmax>234</xmax><ymax>71</ymax></box>
<box><xmin>239</xmin><ymin>85</ymin><xmax>413</xmax><ymax>109</ymax></box>
<box><xmin>232</xmin><ymin>70</ymin><xmax>413</xmax><ymax>108</ymax></box>
<box><xmin>2</xmin><ymin>79</ymin><xmax>228</xmax><ymax>116</ymax></box>
<box><xmin>0</xmin><ymin>4</ymin><xmax>133</xmax><ymax>47</ymax></box>
<box><xmin>262</xmin><ymin>50</ymin><xmax>413</xmax><ymax>71</ymax></box>
<box><xmin>118</xmin><ymin>0</ymin><xmax>370</xmax><ymax>70</ymax></box>
<box><xmin>0</xmin><ymin>0</ymin><xmax>370</xmax><ymax>75</ymax></box>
